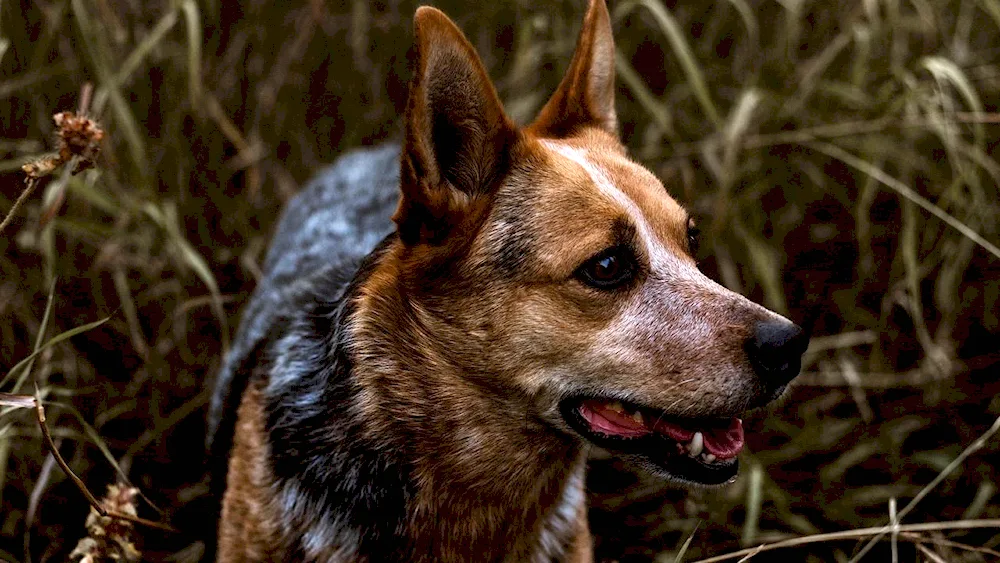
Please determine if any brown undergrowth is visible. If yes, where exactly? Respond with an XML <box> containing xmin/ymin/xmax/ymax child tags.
<box><xmin>2</xmin><ymin>0</ymin><xmax>1000</xmax><ymax>561</ymax></box>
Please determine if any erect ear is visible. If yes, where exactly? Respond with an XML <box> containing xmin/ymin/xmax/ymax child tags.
<box><xmin>394</xmin><ymin>7</ymin><xmax>517</xmax><ymax>246</ymax></box>
<box><xmin>528</xmin><ymin>0</ymin><xmax>617</xmax><ymax>138</ymax></box>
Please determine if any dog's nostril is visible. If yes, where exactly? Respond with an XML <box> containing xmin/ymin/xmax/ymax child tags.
<box><xmin>747</xmin><ymin>321</ymin><xmax>808</xmax><ymax>386</ymax></box>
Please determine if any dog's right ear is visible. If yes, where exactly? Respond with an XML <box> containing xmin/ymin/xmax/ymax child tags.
<box><xmin>395</xmin><ymin>7</ymin><xmax>517</xmax><ymax>246</ymax></box>
<box><xmin>528</xmin><ymin>0</ymin><xmax>617</xmax><ymax>138</ymax></box>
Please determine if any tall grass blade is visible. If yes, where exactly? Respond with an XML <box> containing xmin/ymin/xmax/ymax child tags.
<box><xmin>181</xmin><ymin>0</ymin><xmax>204</xmax><ymax>107</ymax></box>
<box><xmin>70</xmin><ymin>0</ymin><xmax>148</xmax><ymax>178</ymax></box>
<box><xmin>809</xmin><ymin>141</ymin><xmax>1000</xmax><ymax>260</ymax></box>
<box><xmin>742</xmin><ymin>462</ymin><xmax>763</xmax><ymax>546</ymax></box>
<box><xmin>614</xmin><ymin>0</ymin><xmax>722</xmax><ymax>128</ymax></box>
<box><xmin>118</xmin><ymin>9</ymin><xmax>179</xmax><ymax>84</ymax></box>
<box><xmin>143</xmin><ymin>202</ymin><xmax>230</xmax><ymax>350</ymax></box>
<box><xmin>736</xmin><ymin>224</ymin><xmax>788</xmax><ymax>313</ymax></box>
<box><xmin>614</xmin><ymin>51</ymin><xmax>673</xmax><ymax>136</ymax></box>
<box><xmin>723</xmin><ymin>0</ymin><xmax>759</xmax><ymax>47</ymax></box>
<box><xmin>0</xmin><ymin>317</ymin><xmax>111</xmax><ymax>390</ymax></box>
<box><xmin>663</xmin><ymin>521</ymin><xmax>701</xmax><ymax>563</ymax></box>
<box><xmin>977</xmin><ymin>0</ymin><xmax>1000</xmax><ymax>29</ymax></box>
<box><xmin>4</xmin><ymin>281</ymin><xmax>56</xmax><ymax>396</ymax></box>
<box><xmin>921</xmin><ymin>56</ymin><xmax>986</xmax><ymax>145</ymax></box>
<box><xmin>781</xmin><ymin>32</ymin><xmax>851</xmax><ymax>117</ymax></box>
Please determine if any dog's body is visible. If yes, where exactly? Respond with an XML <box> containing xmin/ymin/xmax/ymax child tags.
<box><xmin>209</xmin><ymin>144</ymin><xmax>593</xmax><ymax>561</ymax></box>
<box><xmin>210</xmin><ymin>2</ymin><xmax>807</xmax><ymax>561</ymax></box>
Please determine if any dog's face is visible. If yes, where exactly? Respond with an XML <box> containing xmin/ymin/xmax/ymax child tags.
<box><xmin>374</xmin><ymin>0</ymin><xmax>806</xmax><ymax>486</ymax></box>
<box><xmin>472</xmin><ymin>131</ymin><xmax>806</xmax><ymax>485</ymax></box>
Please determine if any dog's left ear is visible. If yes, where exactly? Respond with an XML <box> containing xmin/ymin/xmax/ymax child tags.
<box><xmin>395</xmin><ymin>7</ymin><xmax>517</xmax><ymax>246</ymax></box>
<box><xmin>529</xmin><ymin>0</ymin><xmax>617</xmax><ymax>138</ymax></box>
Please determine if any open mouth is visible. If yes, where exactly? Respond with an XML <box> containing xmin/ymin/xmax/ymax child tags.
<box><xmin>560</xmin><ymin>397</ymin><xmax>745</xmax><ymax>485</ymax></box>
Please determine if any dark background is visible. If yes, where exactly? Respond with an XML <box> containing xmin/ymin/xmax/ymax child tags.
<box><xmin>1</xmin><ymin>0</ymin><xmax>999</xmax><ymax>560</ymax></box>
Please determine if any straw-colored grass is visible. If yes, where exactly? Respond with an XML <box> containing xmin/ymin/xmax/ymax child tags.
<box><xmin>2</xmin><ymin>0</ymin><xmax>999</xmax><ymax>560</ymax></box>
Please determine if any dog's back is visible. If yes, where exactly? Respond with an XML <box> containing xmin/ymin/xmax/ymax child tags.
<box><xmin>207</xmin><ymin>144</ymin><xmax>400</xmax><ymax>471</ymax></box>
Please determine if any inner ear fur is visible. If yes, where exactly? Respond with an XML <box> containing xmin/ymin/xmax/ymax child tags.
<box><xmin>528</xmin><ymin>0</ymin><xmax>618</xmax><ymax>138</ymax></box>
<box><xmin>395</xmin><ymin>7</ymin><xmax>517</xmax><ymax>246</ymax></box>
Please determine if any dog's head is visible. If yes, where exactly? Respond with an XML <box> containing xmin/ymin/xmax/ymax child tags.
<box><xmin>359</xmin><ymin>0</ymin><xmax>807</xmax><ymax>486</ymax></box>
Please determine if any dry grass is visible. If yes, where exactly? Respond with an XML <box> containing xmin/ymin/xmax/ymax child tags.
<box><xmin>2</xmin><ymin>0</ymin><xmax>1000</xmax><ymax>561</ymax></box>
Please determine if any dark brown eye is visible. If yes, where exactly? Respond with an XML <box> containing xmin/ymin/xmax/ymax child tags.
<box><xmin>687</xmin><ymin>217</ymin><xmax>700</xmax><ymax>256</ymax></box>
<box><xmin>576</xmin><ymin>247</ymin><xmax>636</xmax><ymax>290</ymax></box>
<box><xmin>592</xmin><ymin>255</ymin><xmax>620</xmax><ymax>280</ymax></box>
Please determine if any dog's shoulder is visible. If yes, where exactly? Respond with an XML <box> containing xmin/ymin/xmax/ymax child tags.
<box><xmin>207</xmin><ymin>143</ymin><xmax>401</xmax><ymax>462</ymax></box>
<box><xmin>263</xmin><ymin>143</ymin><xmax>402</xmax><ymax>287</ymax></box>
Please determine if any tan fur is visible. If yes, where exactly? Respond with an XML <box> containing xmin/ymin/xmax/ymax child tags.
<box><xmin>350</xmin><ymin>260</ymin><xmax>593</xmax><ymax>561</ymax></box>
<box><xmin>218</xmin><ymin>382</ymin><xmax>286</xmax><ymax>561</ymax></box>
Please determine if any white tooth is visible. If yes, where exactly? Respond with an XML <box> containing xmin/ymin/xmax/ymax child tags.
<box><xmin>607</xmin><ymin>401</ymin><xmax>625</xmax><ymax>413</ymax></box>
<box><xmin>703</xmin><ymin>453</ymin><xmax>716</xmax><ymax>463</ymax></box>
<box><xmin>689</xmin><ymin>432</ymin><xmax>704</xmax><ymax>457</ymax></box>
<box><xmin>631</xmin><ymin>411</ymin><xmax>644</xmax><ymax>424</ymax></box>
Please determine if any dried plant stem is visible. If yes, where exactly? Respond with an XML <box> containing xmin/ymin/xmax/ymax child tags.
<box><xmin>0</xmin><ymin>177</ymin><xmax>40</xmax><ymax>237</ymax></box>
<box><xmin>695</xmin><ymin>415</ymin><xmax>1000</xmax><ymax>563</ymax></box>
<box><xmin>35</xmin><ymin>394</ymin><xmax>103</xmax><ymax>510</ymax></box>
<box><xmin>810</xmin><ymin>141</ymin><xmax>1000</xmax><ymax>261</ymax></box>
<box><xmin>915</xmin><ymin>544</ymin><xmax>947</xmax><ymax>563</ymax></box>
<box><xmin>33</xmin><ymin>394</ymin><xmax>178</xmax><ymax>533</ymax></box>
<box><xmin>668</xmin><ymin>112</ymin><xmax>1000</xmax><ymax>157</ymax></box>
<box><xmin>692</xmin><ymin>520</ymin><xmax>1000</xmax><ymax>563</ymax></box>
<box><xmin>78</xmin><ymin>82</ymin><xmax>93</xmax><ymax>115</ymax></box>
<box><xmin>909</xmin><ymin>533</ymin><xmax>1000</xmax><ymax>558</ymax></box>
<box><xmin>846</xmin><ymin>414</ymin><xmax>1000</xmax><ymax>562</ymax></box>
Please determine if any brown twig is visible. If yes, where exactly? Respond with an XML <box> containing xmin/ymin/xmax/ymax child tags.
<box><xmin>35</xmin><ymin>395</ymin><xmax>104</xmax><ymax>510</ymax></box>
<box><xmin>697</xmin><ymin>416</ymin><xmax>1000</xmax><ymax>563</ymax></box>
<box><xmin>904</xmin><ymin>532</ymin><xmax>1000</xmax><ymax>558</ymax></box>
<box><xmin>915</xmin><ymin>543</ymin><xmax>948</xmax><ymax>563</ymax></box>
<box><xmin>0</xmin><ymin>177</ymin><xmax>41</xmax><ymax>237</ymax></box>
<box><xmin>33</xmin><ymin>394</ymin><xmax>179</xmax><ymax>533</ymax></box>
<box><xmin>847</xmin><ymin>414</ymin><xmax>1000</xmax><ymax>562</ymax></box>
<box><xmin>78</xmin><ymin>82</ymin><xmax>94</xmax><ymax>116</ymax></box>
<box><xmin>692</xmin><ymin>520</ymin><xmax>1000</xmax><ymax>563</ymax></box>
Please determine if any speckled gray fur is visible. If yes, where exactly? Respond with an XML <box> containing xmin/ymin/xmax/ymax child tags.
<box><xmin>207</xmin><ymin>143</ymin><xmax>401</xmax><ymax>452</ymax></box>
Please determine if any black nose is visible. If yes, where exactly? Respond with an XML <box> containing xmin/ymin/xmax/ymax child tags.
<box><xmin>747</xmin><ymin>321</ymin><xmax>808</xmax><ymax>387</ymax></box>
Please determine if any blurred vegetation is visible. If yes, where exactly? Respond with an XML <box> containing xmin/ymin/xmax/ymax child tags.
<box><xmin>1</xmin><ymin>0</ymin><xmax>1000</xmax><ymax>561</ymax></box>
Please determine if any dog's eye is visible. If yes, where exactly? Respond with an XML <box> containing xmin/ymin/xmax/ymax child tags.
<box><xmin>577</xmin><ymin>247</ymin><xmax>636</xmax><ymax>290</ymax></box>
<box><xmin>686</xmin><ymin>217</ymin><xmax>700</xmax><ymax>256</ymax></box>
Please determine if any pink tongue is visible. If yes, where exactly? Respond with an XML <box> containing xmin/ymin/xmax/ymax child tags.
<box><xmin>653</xmin><ymin>417</ymin><xmax>745</xmax><ymax>459</ymax></box>
<box><xmin>580</xmin><ymin>400</ymin><xmax>651</xmax><ymax>438</ymax></box>
<box><xmin>702</xmin><ymin>418</ymin><xmax>744</xmax><ymax>459</ymax></box>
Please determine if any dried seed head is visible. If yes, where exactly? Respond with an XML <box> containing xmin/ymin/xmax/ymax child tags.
<box><xmin>21</xmin><ymin>157</ymin><xmax>60</xmax><ymax>180</ymax></box>
<box><xmin>20</xmin><ymin>111</ymin><xmax>106</xmax><ymax>183</ymax></box>
<box><xmin>69</xmin><ymin>484</ymin><xmax>141</xmax><ymax>563</ymax></box>
<box><xmin>53</xmin><ymin>111</ymin><xmax>105</xmax><ymax>174</ymax></box>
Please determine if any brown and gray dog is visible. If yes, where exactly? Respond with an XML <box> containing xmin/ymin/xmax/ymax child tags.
<box><xmin>208</xmin><ymin>1</ymin><xmax>808</xmax><ymax>560</ymax></box>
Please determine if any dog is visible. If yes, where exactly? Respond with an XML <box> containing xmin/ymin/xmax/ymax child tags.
<box><xmin>207</xmin><ymin>1</ymin><xmax>808</xmax><ymax>560</ymax></box>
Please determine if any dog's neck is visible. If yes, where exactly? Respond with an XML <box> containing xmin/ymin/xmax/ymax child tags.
<box><xmin>262</xmin><ymin>249</ymin><xmax>591</xmax><ymax>561</ymax></box>
<box><xmin>346</xmin><ymin>255</ymin><xmax>592</xmax><ymax>561</ymax></box>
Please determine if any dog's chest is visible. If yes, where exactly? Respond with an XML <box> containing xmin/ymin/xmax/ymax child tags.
<box><xmin>530</xmin><ymin>468</ymin><xmax>590</xmax><ymax>562</ymax></box>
